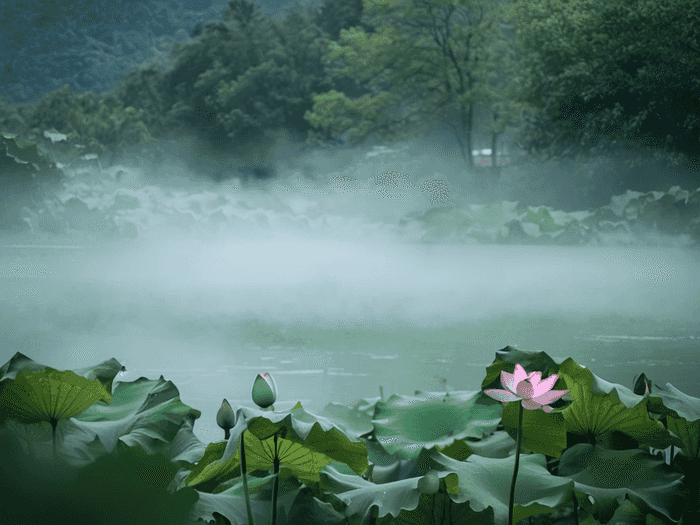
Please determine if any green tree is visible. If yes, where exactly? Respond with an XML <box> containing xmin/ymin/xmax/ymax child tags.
<box><xmin>311</xmin><ymin>0</ymin><xmax>378</xmax><ymax>41</ymax></box>
<box><xmin>21</xmin><ymin>84</ymin><xmax>153</xmax><ymax>157</ymax></box>
<box><xmin>303</xmin><ymin>0</ymin><xmax>533</xmax><ymax>169</ymax></box>
<box><xmin>104</xmin><ymin>66</ymin><xmax>171</xmax><ymax>138</ymax></box>
<box><xmin>500</xmin><ymin>0</ymin><xmax>700</xmax><ymax>172</ymax></box>
<box><xmin>163</xmin><ymin>0</ymin><xmax>280</xmax><ymax>148</ymax></box>
<box><xmin>203</xmin><ymin>6</ymin><xmax>350</xmax><ymax>161</ymax></box>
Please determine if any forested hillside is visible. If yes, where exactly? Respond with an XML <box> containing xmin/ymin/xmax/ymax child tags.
<box><xmin>0</xmin><ymin>0</ymin><xmax>698</xmax><ymax>191</ymax></box>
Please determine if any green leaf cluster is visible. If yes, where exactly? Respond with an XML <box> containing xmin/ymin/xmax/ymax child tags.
<box><xmin>3</xmin><ymin>345</ymin><xmax>699</xmax><ymax>525</ymax></box>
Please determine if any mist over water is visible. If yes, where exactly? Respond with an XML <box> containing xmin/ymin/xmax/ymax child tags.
<box><xmin>2</xmin><ymin>130</ymin><xmax>699</xmax><ymax>443</ymax></box>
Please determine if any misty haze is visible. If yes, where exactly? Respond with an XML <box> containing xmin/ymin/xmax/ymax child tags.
<box><xmin>0</xmin><ymin>2</ymin><xmax>699</xmax><ymax>523</ymax></box>
<box><xmin>2</xmin><ymin>124</ymin><xmax>699</xmax><ymax>442</ymax></box>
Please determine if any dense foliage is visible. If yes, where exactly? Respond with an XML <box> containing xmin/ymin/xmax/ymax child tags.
<box><xmin>500</xmin><ymin>0</ymin><xmax>700</xmax><ymax>171</ymax></box>
<box><xmin>1</xmin><ymin>0</ymin><xmax>698</xmax><ymax>184</ymax></box>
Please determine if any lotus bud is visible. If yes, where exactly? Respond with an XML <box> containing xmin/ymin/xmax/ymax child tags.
<box><xmin>216</xmin><ymin>398</ymin><xmax>236</xmax><ymax>440</ymax></box>
<box><xmin>252</xmin><ymin>372</ymin><xmax>277</xmax><ymax>409</ymax></box>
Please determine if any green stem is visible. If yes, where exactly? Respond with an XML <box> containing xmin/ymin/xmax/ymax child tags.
<box><xmin>240</xmin><ymin>429</ymin><xmax>255</xmax><ymax>525</ymax></box>
<box><xmin>509</xmin><ymin>403</ymin><xmax>524</xmax><ymax>525</ymax></box>
<box><xmin>271</xmin><ymin>432</ymin><xmax>280</xmax><ymax>525</ymax></box>
<box><xmin>51</xmin><ymin>418</ymin><xmax>58</xmax><ymax>461</ymax></box>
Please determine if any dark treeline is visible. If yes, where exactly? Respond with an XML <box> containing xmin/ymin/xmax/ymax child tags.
<box><xmin>0</xmin><ymin>0</ymin><xmax>697</xmax><ymax>185</ymax></box>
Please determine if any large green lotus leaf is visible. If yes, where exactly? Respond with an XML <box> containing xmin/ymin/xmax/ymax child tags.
<box><xmin>320</xmin><ymin>398</ymin><xmax>377</xmax><ymax>440</ymax></box>
<box><xmin>480</xmin><ymin>346</ymin><xmax>570</xmax><ymax>395</ymax></box>
<box><xmin>72</xmin><ymin>375</ymin><xmax>202</xmax><ymax>455</ymax></box>
<box><xmin>248</xmin><ymin>434</ymin><xmax>334</xmax><ymax>484</ymax></box>
<box><xmin>0</xmin><ymin>352</ymin><xmax>48</xmax><ymax>381</ymax></box>
<box><xmin>557</xmin><ymin>357</ymin><xmax>656</xmax><ymax>409</ymax></box>
<box><xmin>452</xmin><ymin>429</ymin><xmax>518</xmax><ymax>460</ymax></box>
<box><xmin>182</xmin><ymin>439</ymin><xmax>230</xmax><ymax>490</ymax></box>
<box><xmin>0</xmin><ymin>367</ymin><xmax>111</xmax><ymax>425</ymax></box>
<box><xmin>370</xmin><ymin>389</ymin><xmax>502</xmax><ymax>460</ymax></box>
<box><xmin>187</xmin><ymin>402</ymin><xmax>368</xmax><ymax>488</ymax></box>
<box><xmin>415</xmin><ymin>207</ymin><xmax>475</xmax><ymax>240</ymax></box>
<box><xmin>556</xmin><ymin>359</ymin><xmax>685</xmax><ymax>451</ymax></box>
<box><xmin>321</xmin><ymin>451</ymin><xmax>573</xmax><ymax>525</ymax></box>
<box><xmin>243</xmin><ymin>402</ymin><xmax>370</xmax><ymax>477</ymax></box>
<box><xmin>72</xmin><ymin>357</ymin><xmax>126</xmax><ymax>394</ymax></box>
<box><xmin>319</xmin><ymin>463</ymin><xmax>450</xmax><ymax>525</ymax></box>
<box><xmin>186</xmin><ymin>427</ymin><xmax>334</xmax><ymax>487</ymax></box>
<box><xmin>0</xmin><ymin>373</ymin><xmax>205</xmax><ymax>469</ymax></box>
<box><xmin>525</xmin><ymin>206</ymin><xmax>565</xmax><ymax>233</ymax></box>
<box><xmin>190</xmin><ymin>472</ymin><xmax>312</xmax><ymax>525</ymax></box>
<box><xmin>0</xmin><ymin>416</ymin><xmax>112</xmax><ymax>464</ymax></box>
<box><xmin>0</xmin><ymin>352</ymin><xmax>125</xmax><ymax>402</ymax></box>
<box><xmin>621</xmin><ymin>189</ymin><xmax>690</xmax><ymax>234</ymax></box>
<box><xmin>647</xmin><ymin>383</ymin><xmax>700</xmax><ymax>422</ymax></box>
<box><xmin>395</xmin><ymin>485</ymin><xmax>498</xmax><ymax>525</ymax></box>
<box><xmin>666</xmin><ymin>415</ymin><xmax>700</xmax><ymax>459</ymax></box>
<box><xmin>557</xmin><ymin>443</ymin><xmax>686</xmax><ymax>524</ymax></box>
<box><xmin>500</xmin><ymin>400</ymin><xmax>568</xmax><ymax>458</ymax></box>
<box><xmin>467</xmin><ymin>201</ymin><xmax>522</xmax><ymax>229</ymax></box>
<box><xmin>185</xmin><ymin>413</ymin><xmax>248</xmax><ymax>489</ymax></box>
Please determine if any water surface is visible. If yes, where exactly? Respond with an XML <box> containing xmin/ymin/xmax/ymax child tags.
<box><xmin>1</xmin><ymin>237</ymin><xmax>697</xmax><ymax>444</ymax></box>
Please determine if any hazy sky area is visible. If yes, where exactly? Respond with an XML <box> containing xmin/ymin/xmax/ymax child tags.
<box><xmin>1</xmin><ymin>0</ymin><xmax>699</xmax><ymax>445</ymax></box>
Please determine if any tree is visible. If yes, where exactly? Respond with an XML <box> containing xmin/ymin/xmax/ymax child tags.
<box><xmin>499</xmin><ymin>0</ymin><xmax>700</xmax><ymax>173</ymax></box>
<box><xmin>311</xmin><ymin>0</ymin><xmax>376</xmax><ymax>42</ymax></box>
<box><xmin>103</xmin><ymin>66</ymin><xmax>170</xmax><ymax>138</ymax></box>
<box><xmin>163</xmin><ymin>0</ymin><xmax>281</xmax><ymax>148</ymax></box>
<box><xmin>303</xmin><ymin>0</ymin><xmax>533</xmax><ymax>170</ymax></box>
<box><xmin>205</xmin><ymin>6</ymin><xmax>352</xmax><ymax>160</ymax></box>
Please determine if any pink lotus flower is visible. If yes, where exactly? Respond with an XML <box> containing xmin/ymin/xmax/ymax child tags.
<box><xmin>483</xmin><ymin>363</ymin><xmax>571</xmax><ymax>525</ymax></box>
<box><xmin>484</xmin><ymin>363</ymin><xmax>569</xmax><ymax>412</ymax></box>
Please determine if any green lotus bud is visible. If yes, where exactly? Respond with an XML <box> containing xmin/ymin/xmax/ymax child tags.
<box><xmin>252</xmin><ymin>372</ymin><xmax>277</xmax><ymax>409</ymax></box>
<box><xmin>216</xmin><ymin>398</ymin><xmax>236</xmax><ymax>439</ymax></box>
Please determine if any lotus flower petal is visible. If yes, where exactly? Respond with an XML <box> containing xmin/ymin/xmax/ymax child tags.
<box><xmin>484</xmin><ymin>364</ymin><xmax>570</xmax><ymax>412</ymax></box>
<box><xmin>483</xmin><ymin>388</ymin><xmax>522</xmax><ymax>403</ymax></box>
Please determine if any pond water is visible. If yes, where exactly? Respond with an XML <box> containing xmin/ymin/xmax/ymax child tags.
<box><xmin>1</xmin><ymin>236</ymin><xmax>698</xmax><ymax>444</ymax></box>
<box><xmin>1</xmin><ymin>145</ymin><xmax>699</xmax><ymax>444</ymax></box>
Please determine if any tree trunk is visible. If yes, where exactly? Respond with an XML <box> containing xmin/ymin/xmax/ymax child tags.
<box><xmin>491</xmin><ymin>130</ymin><xmax>502</xmax><ymax>180</ymax></box>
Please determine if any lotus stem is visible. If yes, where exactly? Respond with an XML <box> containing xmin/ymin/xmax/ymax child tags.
<box><xmin>379</xmin><ymin>385</ymin><xmax>384</xmax><ymax>401</ymax></box>
<box><xmin>240</xmin><ymin>429</ymin><xmax>255</xmax><ymax>525</ymax></box>
<box><xmin>508</xmin><ymin>402</ymin><xmax>524</xmax><ymax>525</ymax></box>
<box><xmin>271</xmin><ymin>431</ymin><xmax>280</xmax><ymax>525</ymax></box>
<box><xmin>572</xmin><ymin>492</ymin><xmax>579</xmax><ymax>525</ymax></box>
<box><xmin>50</xmin><ymin>418</ymin><xmax>59</xmax><ymax>461</ymax></box>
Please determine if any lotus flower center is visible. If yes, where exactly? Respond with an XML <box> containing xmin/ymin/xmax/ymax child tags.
<box><xmin>516</xmin><ymin>380</ymin><xmax>534</xmax><ymax>399</ymax></box>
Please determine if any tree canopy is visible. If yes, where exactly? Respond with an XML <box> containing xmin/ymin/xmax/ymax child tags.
<box><xmin>7</xmin><ymin>0</ymin><xmax>699</xmax><ymax>183</ymax></box>
<box><xmin>498</xmin><ymin>0</ymin><xmax>700</xmax><ymax>171</ymax></box>
<box><xmin>303</xmin><ymin>0</ymin><xmax>532</xmax><ymax>169</ymax></box>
